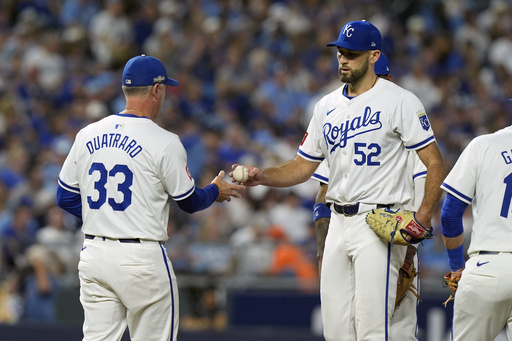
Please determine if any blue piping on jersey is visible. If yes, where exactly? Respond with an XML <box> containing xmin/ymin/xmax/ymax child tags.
<box><xmin>413</xmin><ymin>171</ymin><xmax>427</xmax><ymax>180</ymax></box>
<box><xmin>173</xmin><ymin>186</ymin><xmax>195</xmax><ymax>200</ymax></box>
<box><xmin>342</xmin><ymin>84</ymin><xmax>356</xmax><ymax>99</ymax></box>
<box><xmin>115</xmin><ymin>113</ymin><xmax>150</xmax><ymax>119</ymax></box>
<box><xmin>160</xmin><ymin>244</ymin><xmax>176</xmax><ymax>340</ymax></box>
<box><xmin>312</xmin><ymin>173</ymin><xmax>329</xmax><ymax>184</ymax></box>
<box><xmin>384</xmin><ymin>243</ymin><xmax>391</xmax><ymax>341</ymax></box>
<box><xmin>441</xmin><ymin>183</ymin><xmax>472</xmax><ymax>203</ymax></box>
<box><xmin>58</xmin><ymin>177</ymin><xmax>80</xmax><ymax>193</ymax></box>
<box><xmin>406</xmin><ymin>136</ymin><xmax>435</xmax><ymax>150</ymax></box>
<box><xmin>297</xmin><ymin>149</ymin><xmax>324</xmax><ymax>162</ymax></box>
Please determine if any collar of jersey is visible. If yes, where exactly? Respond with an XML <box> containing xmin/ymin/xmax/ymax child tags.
<box><xmin>116</xmin><ymin>112</ymin><xmax>150</xmax><ymax>119</ymax></box>
<box><xmin>342</xmin><ymin>84</ymin><xmax>356</xmax><ymax>100</ymax></box>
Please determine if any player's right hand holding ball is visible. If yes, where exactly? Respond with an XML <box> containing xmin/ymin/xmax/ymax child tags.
<box><xmin>229</xmin><ymin>164</ymin><xmax>263</xmax><ymax>186</ymax></box>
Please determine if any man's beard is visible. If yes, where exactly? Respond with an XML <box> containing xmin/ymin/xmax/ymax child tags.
<box><xmin>338</xmin><ymin>56</ymin><xmax>369</xmax><ymax>83</ymax></box>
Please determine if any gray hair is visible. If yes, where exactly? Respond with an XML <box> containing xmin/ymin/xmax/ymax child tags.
<box><xmin>122</xmin><ymin>85</ymin><xmax>152</xmax><ymax>97</ymax></box>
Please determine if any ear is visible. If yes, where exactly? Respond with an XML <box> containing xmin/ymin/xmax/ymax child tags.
<box><xmin>370</xmin><ymin>50</ymin><xmax>381</xmax><ymax>64</ymax></box>
<box><xmin>152</xmin><ymin>83</ymin><xmax>160</xmax><ymax>98</ymax></box>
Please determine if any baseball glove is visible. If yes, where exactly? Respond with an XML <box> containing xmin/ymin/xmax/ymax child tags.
<box><xmin>365</xmin><ymin>208</ymin><xmax>433</xmax><ymax>246</ymax></box>
<box><xmin>395</xmin><ymin>259</ymin><xmax>420</xmax><ymax>308</ymax></box>
<box><xmin>442</xmin><ymin>270</ymin><xmax>462</xmax><ymax>307</ymax></box>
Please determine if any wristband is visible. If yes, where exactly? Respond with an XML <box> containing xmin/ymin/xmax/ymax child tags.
<box><xmin>313</xmin><ymin>203</ymin><xmax>331</xmax><ymax>222</ymax></box>
<box><xmin>446</xmin><ymin>244</ymin><xmax>465</xmax><ymax>271</ymax></box>
<box><xmin>210</xmin><ymin>182</ymin><xmax>220</xmax><ymax>201</ymax></box>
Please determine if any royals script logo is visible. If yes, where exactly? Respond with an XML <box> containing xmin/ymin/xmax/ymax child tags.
<box><xmin>323</xmin><ymin>106</ymin><xmax>382</xmax><ymax>154</ymax></box>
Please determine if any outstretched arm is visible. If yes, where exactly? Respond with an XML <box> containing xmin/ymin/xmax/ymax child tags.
<box><xmin>177</xmin><ymin>170</ymin><xmax>244</xmax><ymax>213</ymax></box>
<box><xmin>231</xmin><ymin>155</ymin><xmax>319</xmax><ymax>188</ymax></box>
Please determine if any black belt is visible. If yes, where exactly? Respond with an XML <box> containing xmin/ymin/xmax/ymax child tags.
<box><xmin>332</xmin><ymin>203</ymin><xmax>391</xmax><ymax>216</ymax></box>
<box><xmin>479</xmin><ymin>251</ymin><xmax>512</xmax><ymax>255</ymax></box>
<box><xmin>85</xmin><ymin>234</ymin><xmax>140</xmax><ymax>243</ymax></box>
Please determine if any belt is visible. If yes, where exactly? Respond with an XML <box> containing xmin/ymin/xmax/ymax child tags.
<box><xmin>479</xmin><ymin>251</ymin><xmax>512</xmax><ymax>255</ymax></box>
<box><xmin>331</xmin><ymin>203</ymin><xmax>391</xmax><ymax>216</ymax></box>
<box><xmin>85</xmin><ymin>234</ymin><xmax>141</xmax><ymax>243</ymax></box>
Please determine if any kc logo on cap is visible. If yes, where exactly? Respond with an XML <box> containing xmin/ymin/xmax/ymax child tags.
<box><xmin>326</xmin><ymin>20</ymin><xmax>382</xmax><ymax>51</ymax></box>
<box><xmin>343</xmin><ymin>24</ymin><xmax>355</xmax><ymax>38</ymax></box>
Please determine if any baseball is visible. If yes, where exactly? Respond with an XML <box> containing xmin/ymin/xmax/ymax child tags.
<box><xmin>233</xmin><ymin>165</ymin><xmax>249</xmax><ymax>183</ymax></box>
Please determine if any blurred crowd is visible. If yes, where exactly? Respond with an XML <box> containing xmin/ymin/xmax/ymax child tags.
<box><xmin>0</xmin><ymin>0</ymin><xmax>511</xmax><ymax>327</ymax></box>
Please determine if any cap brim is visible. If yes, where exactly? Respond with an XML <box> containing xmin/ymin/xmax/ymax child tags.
<box><xmin>165</xmin><ymin>77</ymin><xmax>179</xmax><ymax>86</ymax></box>
<box><xmin>326</xmin><ymin>41</ymin><xmax>369</xmax><ymax>51</ymax></box>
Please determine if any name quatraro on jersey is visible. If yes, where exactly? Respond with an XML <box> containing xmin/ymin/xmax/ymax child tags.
<box><xmin>323</xmin><ymin>106</ymin><xmax>382</xmax><ymax>153</ymax></box>
<box><xmin>85</xmin><ymin>133</ymin><xmax>143</xmax><ymax>158</ymax></box>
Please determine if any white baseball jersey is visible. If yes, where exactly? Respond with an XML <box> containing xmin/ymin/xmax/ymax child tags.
<box><xmin>312</xmin><ymin>153</ymin><xmax>427</xmax><ymax>192</ymax></box>
<box><xmin>311</xmin><ymin>159</ymin><xmax>329</xmax><ymax>185</ymax></box>
<box><xmin>441</xmin><ymin>126</ymin><xmax>512</xmax><ymax>254</ymax></box>
<box><xmin>58</xmin><ymin>113</ymin><xmax>195</xmax><ymax>241</ymax></box>
<box><xmin>300</xmin><ymin>79</ymin><xmax>435</xmax><ymax>206</ymax></box>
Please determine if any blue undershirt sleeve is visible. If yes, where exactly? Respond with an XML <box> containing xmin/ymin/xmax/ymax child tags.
<box><xmin>56</xmin><ymin>186</ymin><xmax>82</xmax><ymax>219</ymax></box>
<box><xmin>440</xmin><ymin>193</ymin><xmax>467</xmax><ymax>238</ymax></box>
<box><xmin>441</xmin><ymin>193</ymin><xmax>468</xmax><ymax>271</ymax></box>
<box><xmin>177</xmin><ymin>184</ymin><xmax>219</xmax><ymax>214</ymax></box>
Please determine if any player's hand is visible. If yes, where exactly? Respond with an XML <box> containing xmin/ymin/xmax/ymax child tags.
<box><xmin>412</xmin><ymin>208</ymin><xmax>432</xmax><ymax>231</ymax></box>
<box><xmin>399</xmin><ymin>245</ymin><xmax>417</xmax><ymax>285</ymax></box>
<box><xmin>212</xmin><ymin>170</ymin><xmax>244</xmax><ymax>202</ymax></box>
<box><xmin>229</xmin><ymin>164</ymin><xmax>264</xmax><ymax>187</ymax></box>
<box><xmin>442</xmin><ymin>267</ymin><xmax>464</xmax><ymax>307</ymax></box>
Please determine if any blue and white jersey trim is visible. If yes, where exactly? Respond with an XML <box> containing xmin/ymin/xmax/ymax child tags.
<box><xmin>58</xmin><ymin>177</ymin><xmax>80</xmax><ymax>194</ymax></box>
<box><xmin>441</xmin><ymin>182</ymin><xmax>472</xmax><ymax>204</ymax></box>
<box><xmin>413</xmin><ymin>170</ymin><xmax>427</xmax><ymax>180</ymax></box>
<box><xmin>298</xmin><ymin>149</ymin><xmax>324</xmax><ymax>162</ymax></box>
<box><xmin>173</xmin><ymin>186</ymin><xmax>195</xmax><ymax>200</ymax></box>
<box><xmin>311</xmin><ymin>173</ymin><xmax>329</xmax><ymax>184</ymax></box>
<box><xmin>406</xmin><ymin>136</ymin><xmax>435</xmax><ymax>150</ymax></box>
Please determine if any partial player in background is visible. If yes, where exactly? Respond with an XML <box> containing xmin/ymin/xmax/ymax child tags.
<box><xmin>231</xmin><ymin>20</ymin><xmax>445</xmax><ymax>340</ymax></box>
<box><xmin>56</xmin><ymin>55</ymin><xmax>243</xmax><ymax>341</ymax></box>
<box><xmin>440</xmin><ymin>122</ymin><xmax>512</xmax><ymax>341</ymax></box>
<box><xmin>311</xmin><ymin>53</ymin><xmax>426</xmax><ymax>340</ymax></box>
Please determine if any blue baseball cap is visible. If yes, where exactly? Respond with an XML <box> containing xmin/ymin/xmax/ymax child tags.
<box><xmin>327</xmin><ymin>20</ymin><xmax>381</xmax><ymax>51</ymax></box>
<box><xmin>122</xmin><ymin>55</ymin><xmax>179</xmax><ymax>87</ymax></box>
<box><xmin>375</xmin><ymin>53</ymin><xmax>390</xmax><ymax>75</ymax></box>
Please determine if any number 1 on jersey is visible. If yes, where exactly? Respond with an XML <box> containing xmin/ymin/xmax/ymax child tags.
<box><xmin>501</xmin><ymin>173</ymin><xmax>512</xmax><ymax>218</ymax></box>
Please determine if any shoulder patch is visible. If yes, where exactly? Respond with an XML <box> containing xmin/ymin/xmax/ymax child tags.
<box><xmin>417</xmin><ymin>110</ymin><xmax>430</xmax><ymax>131</ymax></box>
<box><xmin>301</xmin><ymin>132</ymin><xmax>308</xmax><ymax>146</ymax></box>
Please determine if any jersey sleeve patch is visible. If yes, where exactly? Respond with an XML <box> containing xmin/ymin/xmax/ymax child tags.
<box><xmin>418</xmin><ymin>110</ymin><xmax>431</xmax><ymax>131</ymax></box>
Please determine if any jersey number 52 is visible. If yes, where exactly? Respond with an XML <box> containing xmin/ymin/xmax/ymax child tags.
<box><xmin>87</xmin><ymin>162</ymin><xmax>133</xmax><ymax>211</ymax></box>
<box><xmin>354</xmin><ymin>143</ymin><xmax>381</xmax><ymax>166</ymax></box>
